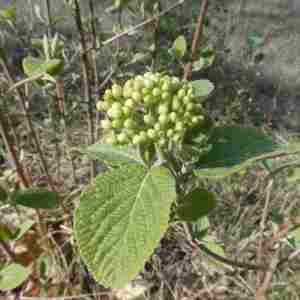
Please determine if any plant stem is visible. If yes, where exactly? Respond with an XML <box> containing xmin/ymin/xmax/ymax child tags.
<box><xmin>88</xmin><ymin>0</ymin><xmax>101</xmax><ymax>140</ymax></box>
<box><xmin>73</xmin><ymin>0</ymin><xmax>96</xmax><ymax>180</ymax></box>
<box><xmin>0</xmin><ymin>58</ymin><xmax>57</xmax><ymax>192</ymax></box>
<box><xmin>45</xmin><ymin>0</ymin><xmax>53</xmax><ymax>37</ymax></box>
<box><xmin>183</xmin><ymin>0</ymin><xmax>209</xmax><ymax>80</ymax></box>
<box><xmin>0</xmin><ymin>110</ymin><xmax>29</xmax><ymax>188</ymax></box>
<box><xmin>0</xmin><ymin>240</ymin><xmax>16</xmax><ymax>261</ymax></box>
<box><xmin>56</xmin><ymin>79</ymin><xmax>77</xmax><ymax>184</ymax></box>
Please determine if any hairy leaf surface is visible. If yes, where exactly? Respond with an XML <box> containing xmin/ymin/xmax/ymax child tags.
<box><xmin>74</xmin><ymin>164</ymin><xmax>176</xmax><ymax>288</ymax></box>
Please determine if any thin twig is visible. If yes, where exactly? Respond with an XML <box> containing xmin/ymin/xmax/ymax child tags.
<box><xmin>183</xmin><ymin>223</ymin><xmax>266</xmax><ymax>271</ymax></box>
<box><xmin>88</xmin><ymin>0</ymin><xmax>101</xmax><ymax>140</ymax></box>
<box><xmin>0</xmin><ymin>110</ymin><xmax>29</xmax><ymax>188</ymax></box>
<box><xmin>73</xmin><ymin>0</ymin><xmax>96</xmax><ymax>180</ymax></box>
<box><xmin>45</xmin><ymin>0</ymin><xmax>53</xmax><ymax>37</ymax></box>
<box><xmin>184</xmin><ymin>0</ymin><xmax>209</xmax><ymax>80</ymax></box>
<box><xmin>256</xmin><ymin>180</ymin><xmax>273</xmax><ymax>284</ymax></box>
<box><xmin>255</xmin><ymin>249</ymin><xmax>280</xmax><ymax>300</ymax></box>
<box><xmin>278</xmin><ymin>248</ymin><xmax>300</xmax><ymax>267</ymax></box>
<box><xmin>84</xmin><ymin>0</ymin><xmax>186</xmax><ymax>54</ymax></box>
<box><xmin>0</xmin><ymin>239</ymin><xmax>16</xmax><ymax>261</ymax></box>
<box><xmin>0</xmin><ymin>58</ymin><xmax>57</xmax><ymax>192</ymax></box>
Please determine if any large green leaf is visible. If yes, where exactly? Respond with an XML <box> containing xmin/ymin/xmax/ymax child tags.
<box><xmin>0</xmin><ymin>264</ymin><xmax>31</xmax><ymax>291</ymax></box>
<box><xmin>195</xmin><ymin>126</ymin><xmax>281</xmax><ymax>178</ymax></box>
<box><xmin>74</xmin><ymin>164</ymin><xmax>176</xmax><ymax>288</ymax></box>
<box><xmin>177</xmin><ymin>189</ymin><xmax>216</xmax><ymax>222</ymax></box>
<box><xmin>84</xmin><ymin>143</ymin><xmax>143</xmax><ymax>166</ymax></box>
<box><xmin>12</xmin><ymin>188</ymin><xmax>59</xmax><ymax>209</ymax></box>
<box><xmin>22</xmin><ymin>56</ymin><xmax>63</xmax><ymax>77</ymax></box>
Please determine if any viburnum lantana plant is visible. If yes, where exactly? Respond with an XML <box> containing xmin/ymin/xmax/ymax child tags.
<box><xmin>74</xmin><ymin>72</ymin><xmax>284</xmax><ymax>288</ymax></box>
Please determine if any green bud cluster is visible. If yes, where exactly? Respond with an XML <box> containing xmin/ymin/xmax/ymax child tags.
<box><xmin>96</xmin><ymin>72</ymin><xmax>206</xmax><ymax>147</ymax></box>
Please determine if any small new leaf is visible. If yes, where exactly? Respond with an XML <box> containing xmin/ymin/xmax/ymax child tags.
<box><xmin>177</xmin><ymin>188</ymin><xmax>216</xmax><ymax>222</ymax></box>
<box><xmin>191</xmin><ymin>80</ymin><xmax>214</xmax><ymax>98</ymax></box>
<box><xmin>172</xmin><ymin>35</ymin><xmax>187</xmax><ymax>59</ymax></box>
<box><xmin>22</xmin><ymin>57</ymin><xmax>63</xmax><ymax>78</ymax></box>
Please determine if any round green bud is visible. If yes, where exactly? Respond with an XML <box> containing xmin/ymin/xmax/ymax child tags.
<box><xmin>112</xmin><ymin>84</ymin><xmax>123</xmax><ymax>98</ymax></box>
<box><xmin>144</xmin><ymin>79</ymin><xmax>155</xmax><ymax>89</ymax></box>
<box><xmin>125</xmin><ymin>99</ymin><xmax>135</xmax><ymax>109</ymax></box>
<box><xmin>106</xmin><ymin>134</ymin><xmax>117</xmax><ymax>145</ymax></box>
<box><xmin>147</xmin><ymin>129</ymin><xmax>157</xmax><ymax>140</ymax></box>
<box><xmin>139</xmin><ymin>131</ymin><xmax>148</xmax><ymax>143</ymax></box>
<box><xmin>177</xmin><ymin>89</ymin><xmax>186</xmax><ymax>99</ymax></box>
<box><xmin>96</xmin><ymin>101</ymin><xmax>109</xmax><ymax>112</ymax></box>
<box><xmin>157</xmin><ymin>130</ymin><xmax>165</xmax><ymax>138</ymax></box>
<box><xmin>144</xmin><ymin>114</ymin><xmax>155</xmax><ymax>125</ymax></box>
<box><xmin>183</xmin><ymin>96</ymin><xmax>192</xmax><ymax>105</ymax></box>
<box><xmin>166</xmin><ymin>129</ymin><xmax>174</xmax><ymax>138</ymax></box>
<box><xmin>161</xmin><ymin>92</ymin><xmax>171</xmax><ymax>101</ymax></box>
<box><xmin>158</xmin><ymin>104</ymin><xmax>169</xmax><ymax>115</ymax></box>
<box><xmin>172</xmin><ymin>98</ymin><xmax>181</xmax><ymax>111</ymax></box>
<box><xmin>191</xmin><ymin>115</ymin><xmax>204</xmax><ymax>125</ymax></box>
<box><xmin>124</xmin><ymin>119</ymin><xmax>135</xmax><ymax>129</ymax></box>
<box><xmin>108</xmin><ymin>103</ymin><xmax>122</xmax><ymax>118</ymax></box>
<box><xmin>172</xmin><ymin>133</ymin><xmax>182</xmax><ymax>143</ymax></box>
<box><xmin>123</xmin><ymin>87</ymin><xmax>132</xmax><ymax>98</ymax></box>
<box><xmin>126</xmin><ymin>129</ymin><xmax>135</xmax><ymax>137</ymax></box>
<box><xmin>158</xmin><ymin>114</ymin><xmax>169</xmax><ymax>125</ymax></box>
<box><xmin>169</xmin><ymin>112</ymin><xmax>177</xmax><ymax>122</ymax></box>
<box><xmin>152</xmin><ymin>88</ymin><xmax>161</xmax><ymax>97</ymax></box>
<box><xmin>143</xmin><ymin>95</ymin><xmax>153</xmax><ymax>105</ymax></box>
<box><xmin>154</xmin><ymin>123</ymin><xmax>161</xmax><ymax>131</ymax></box>
<box><xmin>132</xmin><ymin>135</ymin><xmax>142</xmax><ymax>145</ymax></box>
<box><xmin>142</xmin><ymin>88</ymin><xmax>150</xmax><ymax>95</ymax></box>
<box><xmin>117</xmin><ymin>132</ymin><xmax>128</xmax><ymax>144</ymax></box>
<box><xmin>123</xmin><ymin>106</ymin><xmax>132</xmax><ymax>117</ymax></box>
<box><xmin>158</xmin><ymin>138</ymin><xmax>167</xmax><ymax>147</ymax></box>
<box><xmin>132</xmin><ymin>91</ymin><xmax>142</xmax><ymax>102</ymax></box>
<box><xmin>133</xmin><ymin>79</ymin><xmax>144</xmax><ymax>91</ymax></box>
<box><xmin>101</xmin><ymin>119</ymin><xmax>112</xmax><ymax>129</ymax></box>
<box><xmin>175</xmin><ymin>121</ymin><xmax>184</xmax><ymax>132</ymax></box>
<box><xmin>124</xmin><ymin>79</ymin><xmax>134</xmax><ymax>89</ymax></box>
<box><xmin>161</xmin><ymin>82</ymin><xmax>171</xmax><ymax>92</ymax></box>
<box><xmin>112</xmin><ymin>119</ymin><xmax>123</xmax><ymax>129</ymax></box>
<box><xmin>104</xmin><ymin>89</ymin><xmax>114</xmax><ymax>102</ymax></box>
<box><xmin>186</xmin><ymin>103</ymin><xmax>195</xmax><ymax>111</ymax></box>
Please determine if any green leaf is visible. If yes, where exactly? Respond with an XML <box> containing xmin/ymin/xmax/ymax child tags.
<box><xmin>172</xmin><ymin>35</ymin><xmax>187</xmax><ymax>59</ymax></box>
<box><xmin>13</xmin><ymin>220</ymin><xmax>35</xmax><ymax>241</ymax></box>
<box><xmin>12</xmin><ymin>188</ymin><xmax>59</xmax><ymax>209</ymax></box>
<box><xmin>195</xmin><ymin>126</ymin><xmax>280</xmax><ymax>178</ymax></box>
<box><xmin>84</xmin><ymin>143</ymin><xmax>143</xmax><ymax>166</ymax></box>
<box><xmin>191</xmin><ymin>80</ymin><xmax>214</xmax><ymax>98</ymax></box>
<box><xmin>0</xmin><ymin>2</ymin><xmax>16</xmax><ymax>22</ymax></box>
<box><xmin>0</xmin><ymin>224</ymin><xmax>14</xmax><ymax>241</ymax></box>
<box><xmin>22</xmin><ymin>57</ymin><xmax>63</xmax><ymax>77</ymax></box>
<box><xmin>287</xmin><ymin>168</ymin><xmax>300</xmax><ymax>184</ymax></box>
<box><xmin>191</xmin><ymin>216</ymin><xmax>210</xmax><ymax>240</ymax></box>
<box><xmin>0</xmin><ymin>264</ymin><xmax>31</xmax><ymax>291</ymax></box>
<box><xmin>193</xmin><ymin>47</ymin><xmax>215</xmax><ymax>71</ymax></box>
<box><xmin>74</xmin><ymin>164</ymin><xmax>176</xmax><ymax>288</ymax></box>
<box><xmin>177</xmin><ymin>189</ymin><xmax>216</xmax><ymax>222</ymax></box>
<box><xmin>204</xmin><ymin>240</ymin><xmax>226</xmax><ymax>269</ymax></box>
